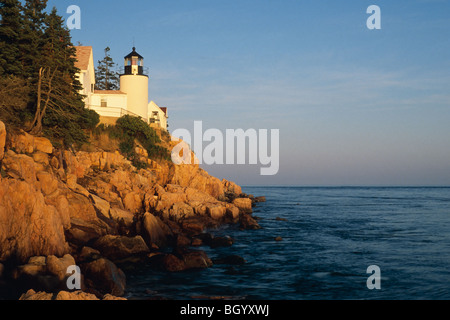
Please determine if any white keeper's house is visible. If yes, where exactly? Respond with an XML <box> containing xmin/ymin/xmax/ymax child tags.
<box><xmin>74</xmin><ymin>46</ymin><xmax>168</xmax><ymax>130</ymax></box>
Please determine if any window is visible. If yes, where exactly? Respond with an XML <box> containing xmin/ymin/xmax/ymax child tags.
<box><xmin>101</xmin><ymin>98</ymin><xmax>107</xmax><ymax>108</ymax></box>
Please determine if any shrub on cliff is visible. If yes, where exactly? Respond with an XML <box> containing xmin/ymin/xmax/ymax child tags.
<box><xmin>115</xmin><ymin>114</ymin><xmax>160</xmax><ymax>146</ymax></box>
<box><xmin>96</xmin><ymin>115</ymin><xmax>170</xmax><ymax>167</ymax></box>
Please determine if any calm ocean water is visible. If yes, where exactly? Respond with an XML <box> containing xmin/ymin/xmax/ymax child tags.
<box><xmin>126</xmin><ymin>187</ymin><xmax>450</xmax><ymax>300</ymax></box>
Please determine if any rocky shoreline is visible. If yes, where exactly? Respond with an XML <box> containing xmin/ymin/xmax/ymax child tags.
<box><xmin>0</xmin><ymin>121</ymin><xmax>265</xmax><ymax>300</ymax></box>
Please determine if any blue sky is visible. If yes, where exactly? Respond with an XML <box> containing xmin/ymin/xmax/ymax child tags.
<box><xmin>48</xmin><ymin>0</ymin><xmax>450</xmax><ymax>186</ymax></box>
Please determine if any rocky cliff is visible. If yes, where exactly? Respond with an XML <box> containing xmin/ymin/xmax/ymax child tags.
<box><xmin>0</xmin><ymin>121</ymin><xmax>262</xmax><ymax>300</ymax></box>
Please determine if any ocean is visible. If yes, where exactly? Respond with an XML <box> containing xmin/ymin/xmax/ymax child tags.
<box><xmin>125</xmin><ymin>186</ymin><xmax>450</xmax><ymax>300</ymax></box>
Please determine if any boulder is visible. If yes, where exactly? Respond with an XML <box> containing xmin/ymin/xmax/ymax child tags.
<box><xmin>157</xmin><ymin>192</ymin><xmax>187</xmax><ymax>212</ymax></box>
<box><xmin>19</xmin><ymin>290</ymin><xmax>59</xmax><ymax>301</ymax></box>
<box><xmin>206</xmin><ymin>203</ymin><xmax>227</xmax><ymax>220</ymax></box>
<box><xmin>36</xmin><ymin>171</ymin><xmax>59</xmax><ymax>196</ymax></box>
<box><xmin>179</xmin><ymin>250</ymin><xmax>213</xmax><ymax>270</ymax></box>
<box><xmin>225</xmin><ymin>204</ymin><xmax>240</xmax><ymax>222</ymax></box>
<box><xmin>81</xmin><ymin>258</ymin><xmax>126</xmax><ymax>297</ymax></box>
<box><xmin>9</xmin><ymin>131</ymin><xmax>34</xmax><ymax>154</ymax></box>
<box><xmin>32</xmin><ymin>151</ymin><xmax>49</xmax><ymax>165</ymax></box>
<box><xmin>0</xmin><ymin>179</ymin><xmax>69</xmax><ymax>263</ymax></box>
<box><xmin>53</xmin><ymin>290</ymin><xmax>100</xmax><ymax>300</ymax></box>
<box><xmin>149</xmin><ymin>249</ymin><xmax>213</xmax><ymax>272</ymax></box>
<box><xmin>102</xmin><ymin>294</ymin><xmax>127</xmax><ymax>301</ymax></box>
<box><xmin>209</xmin><ymin>236</ymin><xmax>234</xmax><ymax>248</ymax></box>
<box><xmin>142</xmin><ymin>212</ymin><xmax>172</xmax><ymax>248</ymax></box>
<box><xmin>122</xmin><ymin>191</ymin><xmax>143</xmax><ymax>214</ymax></box>
<box><xmin>19</xmin><ymin>289</ymin><xmax>126</xmax><ymax>300</ymax></box>
<box><xmin>77</xmin><ymin>246</ymin><xmax>102</xmax><ymax>263</ymax></box>
<box><xmin>181</xmin><ymin>218</ymin><xmax>208</xmax><ymax>236</ymax></box>
<box><xmin>12</xmin><ymin>256</ymin><xmax>61</xmax><ymax>293</ymax></box>
<box><xmin>160</xmin><ymin>254</ymin><xmax>186</xmax><ymax>272</ymax></box>
<box><xmin>232</xmin><ymin>198</ymin><xmax>253</xmax><ymax>213</ymax></box>
<box><xmin>93</xmin><ymin>235</ymin><xmax>150</xmax><ymax>261</ymax></box>
<box><xmin>1</xmin><ymin>151</ymin><xmax>36</xmax><ymax>184</ymax></box>
<box><xmin>13</xmin><ymin>257</ymin><xmax>47</xmax><ymax>279</ymax></box>
<box><xmin>65</xmin><ymin>218</ymin><xmax>108</xmax><ymax>247</ymax></box>
<box><xmin>44</xmin><ymin>194</ymin><xmax>71</xmax><ymax>230</ymax></box>
<box><xmin>239</xmin><ymin>213</ymin><xmax>261</xmax><ymax>230</ymax></box>
<box><xmin>191</xmin><ymin>238</ymin><xmax>203</xmax><ymax>247</ymax></box>
<box><xmin>34</xmin><ymin>137</ymin><xmax>53</xmax><ymax>154</ymax></box>
<box><xmin>9</xmin><ymin>132</ymin><xmax>53</xmax><ymax>154</ymax></box>
<box><xmin>169</xmin><ymin>202</ymin><xmax>195</xmax><ymax>222</ymax></box>
<box><xmin>66</xmin><ymin>192</ymin><xmax>98</xmax><ymax>222</ymax></box>
<box><xmin>175</xmin><ymin>234</ymin><xmax>192</xmax><ymax>248</ymax></box>
<box><xmin>109</xmin><ymin>207</ymin><xmax>135</xmax><ymax>228</ymax></box>
<box><xmin>46</xmin><ymin>254</ymin><xmax>76</xmax><ymax>281</ymax></box>
<box><xmin>254</xmin><ymin>196</ymin><xmax>266</xmax><ymax>203</ymax></box>
<box><xmin>222</xmin><ymin>179</ymin><xmax>242</xmax><ymax>196</ymax></box>
<box><xmin>50</xmin><ymin>156</ymin><xmax>60</xmax><ymax>169</ymax></box>
<box><xmin>89</xmin><ymin>193</ymin><xmax>111</xmax><ymax>220</ymax></box>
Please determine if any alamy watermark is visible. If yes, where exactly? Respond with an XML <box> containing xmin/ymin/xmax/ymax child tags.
<box><xmin>66</xmin><ymin>265</ymin><xmax>81</xmax><ymax>290</ymax></box>
<box><xmin>171</xmin><ymin>121</ymin><xmax>280</xmax><ymax>176</ymax></box>
<box><xmin>367</xmin><ymin>5</ymin><xmax>381</xmax><ymax>30</ymax></box>
<box><xmin>65</xmin><ymin>4</ymin><xmax>380</xmax><ymax>31</ymax></box>
<box><xmin>66</xmin><ymin>5</ymin><xmax>81</xmax><ymax>30</ymax></box>
<box><xmin>366</xmin><ymin>265</ymin><xmax>381</xmax><ymax>290</ymax></box>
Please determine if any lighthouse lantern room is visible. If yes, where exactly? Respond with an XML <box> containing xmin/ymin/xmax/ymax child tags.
<box><xmin>120</xmin><ymin>47</ymin><xmax>149</xmax><ymax>121</ymax></box>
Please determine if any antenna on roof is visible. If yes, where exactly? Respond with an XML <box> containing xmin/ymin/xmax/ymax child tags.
<box><xmin>133</xmin><ymin>37</ymin><xmax>135</xmax><ymax>48</ymax></box>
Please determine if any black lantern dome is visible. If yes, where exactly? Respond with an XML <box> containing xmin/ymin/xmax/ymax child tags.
<box><xmin>124</xmin><ymin>47</ymin><xmax>145</xmax><ymax>75</ymax></box>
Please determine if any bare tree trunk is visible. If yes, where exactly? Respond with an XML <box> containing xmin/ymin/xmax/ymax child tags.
<box><xmin>27</xmin><ymin>67</ymin><xmax>44</xmax><ymax>132</ymax></box>
<box><xmin>29</xmin><ymin>67</ymin><xmax>58</xmax><ymax>135</ymax></box>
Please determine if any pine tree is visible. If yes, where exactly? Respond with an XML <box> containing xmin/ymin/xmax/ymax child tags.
<box><xmin>27</xmin><ymin>7</ymin><xmax>98</xmax><ymax>145</ymax></box>
<box><xmin>20</xmin><ymin>0</ymin><xmax>48</xmax><ymax>80</ymax></box>
<box><xmin>0</xmin><ymin>0</ymin><xmax>24</xmax><ymax>76</ymax></box>
<box><xmin>95</xmin><ymin>47</ymin><xmax>120</xmax><ymax>90</ymax></box>
<box><xmin>0</xmin><ymin>1</ymin><xmax>99</xmax><ymax>145</ymax></box>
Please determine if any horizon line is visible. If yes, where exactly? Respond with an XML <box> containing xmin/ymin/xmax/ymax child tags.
<box><xmin>240</xmin><ymin>185</ymin><xmax>450</xmax><ymax>188</ymax></box>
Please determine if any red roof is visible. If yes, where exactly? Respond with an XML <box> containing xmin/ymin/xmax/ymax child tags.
<box><xmin>74</xmin><ymin>46</ymin><xmax>92</xmax><ymax>71</ymax></box>
<box><xmin>160</xmin><ymin>107</ymin><xmax>167</xmax><ymax>115</ymax></box>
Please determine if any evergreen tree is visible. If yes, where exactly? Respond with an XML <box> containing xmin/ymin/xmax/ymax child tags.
<box><xmin>20</xmin><ymin>0</ymin><xmax>48</xmax><ymax>80</ymax></box>
<box><xmin>28</xmin><ymin>7</ymin><xmax>98</xmax><ymax>145</ymax></box>
<box><xmin>0</xmin><ymin>0</ymin><xmax>24</xmax><ymax>76</ymax></box>
<box><xmin>0</xmin><ymin>2</ymin><xmax>99</xmax><ymax>146</ymax></box>
<box><xmin>95</xmin><ymin>47</ymin><xmax>120</xmax><ymax>90</ymax></box>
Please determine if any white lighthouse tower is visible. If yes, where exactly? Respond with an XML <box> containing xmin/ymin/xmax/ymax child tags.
<box><xmin>120</xmin><ymin>47</ymin><xmax>149</xmax><ymax>121</ymax></box>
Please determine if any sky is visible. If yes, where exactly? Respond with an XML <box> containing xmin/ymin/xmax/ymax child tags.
<box><xmin>46</xmin><ymin>0</ymin><xmax>450</xmax><ymax>186</ymax></box>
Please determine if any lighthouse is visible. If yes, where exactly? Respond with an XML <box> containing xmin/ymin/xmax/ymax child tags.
<box><xmin>119</xmin><ymin>47</ymin><xmax>149</xmax><ymax>121</ymax></box>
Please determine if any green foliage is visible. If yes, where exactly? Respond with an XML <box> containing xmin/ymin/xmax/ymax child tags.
<box><xmin>115</xmin><ymin>115</ymin><xmax>160</xmax><ymax>146</ymax></box>
<box><xmin>95</xmin><ymin>47</ymin><xmax>119</xmax><ymax>90</ymax></box>
<box><xmin>0</xmin><ymin>0</ymin><xmax>24</xmax><ymax>76</ymax></box>
<box><xmin>146</xmin><ymin>143</ymin><xmax>171</xmax><ymax>161</ymax></box>
<box><xmin>0</xmin><ymin>1</ymin><xmax>100</xmax><ymax>148</ymax></box>
<box><xmin>94</xmin><ymin>115</ymin><xmax>170</xmax><ymax>165</ymax></box>
<box><xmin>80</xmin><ymin>109</ymin><xmax>100</xmax><ymax>130</ymax></box>
<box><xmin>0</xmin><ymin>76</ymin><xmax>31</xmax><ymax>126</ymax></box>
